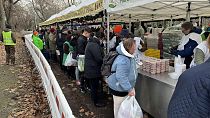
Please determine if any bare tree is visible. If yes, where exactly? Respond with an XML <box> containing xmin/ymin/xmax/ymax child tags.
<box><xmin>1</xmin><ymin>0</ymin><xmax>68</xmax><ymax>30</ymax></box>
<box><xmin>11</xmin><ymin>4</ymin><xmax>35</xmax><ymax>30</ymax></box>
<box><xmin>0</xmin><ymin>0</ymin><xmax>6</xmax><ymax>29</ymax></box>
<box><xmin>3</xmin><ymin>0</ymin><xmax>21</xmax><ymax>25</ymax></box>
<box><xmin>0</xmin><ymin>0</ymin><xmax>21</xmax><ymax>29</ymax></box>
<box><xmin>29</xmin><ymin>0</ymin><xmax>65</xmax><ymax>22</ymax></box>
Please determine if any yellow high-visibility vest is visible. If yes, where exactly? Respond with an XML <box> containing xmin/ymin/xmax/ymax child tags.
<box><xmin>2</xmin><ymin>31</ymin><xmax>16</xmax><ymax>46</ymax></box>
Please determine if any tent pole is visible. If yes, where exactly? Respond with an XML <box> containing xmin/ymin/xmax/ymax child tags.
<box><xmin>102</xmin><ymin>10</ymin><xmax>106</xmax><ymax>27</ymax></box>
<box><xmin>170</xmin><ymin>15</ymin><xmax>173</xmax><ymax>26</ymax></box>
<box><xmin>129</xmin><ymin>14</ymin><xmax>132</xmax><ymax>32</ymax></box>
<box><xmin>107</xmin><ymin>12</ymin><xmax>110</xmax><ymax>53</ymax></box>
<box><xmin>186</xmin><ymin>2</ymin><xmax>191</xmax><ymax>21</ymax></box>
<box><xmin>139</xmin><ymin>20</ymin><xmax>141</xmax><ymax>29</ymax></box>
<box><xmin>199</xmin><ymin>16</ymin><xmax>202</xmax><ymax>27</ymax></box>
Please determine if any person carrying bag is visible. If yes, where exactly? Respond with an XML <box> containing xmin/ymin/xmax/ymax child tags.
<box><xmin>118</xmin><ymin>96</ymin><xmax>143</xmax><ymax>118</ymax></box>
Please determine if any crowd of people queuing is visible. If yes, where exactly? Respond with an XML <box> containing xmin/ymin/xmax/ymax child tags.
<box><xmin>31</xmin><ymin>21</ymin><xmax>210</xmax><ymax>118</ymax></box>
<box><xmin>31</xmin><ymin>24</ymin><xmax>145</xmax><ymax>117</ymax></box>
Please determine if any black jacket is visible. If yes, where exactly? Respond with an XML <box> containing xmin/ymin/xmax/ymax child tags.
<box><xmin>56</xmin><ymin>31</ymin><xmax>66</xmax><ymax>52</ymax></box>
<box><xmin>168</xmin><ymin>58</ymin><xmax>210</xmax><ymax>118</ymax></box>
<box><xmin>84</xmin><ymin>37</ymin><xmax>104</xmax><ymax>79</ymax></box>
<box><xmin>77</xmin><ymin>35</ymin><xmax>88</xmax><ymax>55</ymax></box>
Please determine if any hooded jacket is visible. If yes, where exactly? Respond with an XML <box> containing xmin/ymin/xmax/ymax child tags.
<box><xmin>106</xmin><ymin>43</ymin><xmax>137</xmax><ymax>93</ymax></box>
<box><xmin>77</xmin><ymin>35</ymin><xmax>88</xmax><ymax>55</ymax></box>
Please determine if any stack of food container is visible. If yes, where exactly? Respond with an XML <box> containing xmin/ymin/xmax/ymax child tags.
<box><xmin>140</xmin><ymin>57</ymin><xmax>170</xmax><ymax>74</ymax></box>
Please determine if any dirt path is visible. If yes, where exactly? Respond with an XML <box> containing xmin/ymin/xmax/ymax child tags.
<box><xmin>0</xmin><ymin>33</ymin><xmax>50</xmax><ymax>118</ymax></box>
<box><xmin>51</xmin><ymin>63</ymin><xmax>114</xmax><ymax>118</ymax></box>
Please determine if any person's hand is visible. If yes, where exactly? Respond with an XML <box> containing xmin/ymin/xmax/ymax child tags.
<box><xmin>170</xmin><ymin>48</ymin><xmax>178</xmax><ymax>55</ymax></box>
<box><xmin>128</xmin><ymin>88</ymin><xmax>135</xmax><ymax>96</ymax></box>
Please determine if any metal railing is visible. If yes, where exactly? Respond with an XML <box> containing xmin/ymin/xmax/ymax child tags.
<box><xmin>25</xmin><ymin>34</ymin><xmax>75</xmax><ymax>118</ymax></box>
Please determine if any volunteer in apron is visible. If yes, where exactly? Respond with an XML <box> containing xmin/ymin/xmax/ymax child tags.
<box><xmin>170</xmin><ymin>22</ymin><xmax>202</xmax><ymax>69</ymax></box>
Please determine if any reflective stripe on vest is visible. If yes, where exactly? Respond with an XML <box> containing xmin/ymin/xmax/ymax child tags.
<box><xmin>2</xmin><ymin>31</ymin><xmax>15</xmax><ymax>45</ymax></box>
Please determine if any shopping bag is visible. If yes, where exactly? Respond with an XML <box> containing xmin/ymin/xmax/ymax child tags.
<box><xmin>64</xmin><ymin>53</ymin><xmax>77</xmax><ymax>66</ymax></box>
<box><xmin>118</xmin><ymin>96</ymin><xmax>143</xmax><ymax>118</ymax></box>
<box><xmin>78</xmin><ymin>55</ymin><xmax>85</xmax><ymax>72</ymax></box>
<box><xmin>56</xmin><ymin>50</ymin><xmax>60</xmax><ymax>56</ymax></box>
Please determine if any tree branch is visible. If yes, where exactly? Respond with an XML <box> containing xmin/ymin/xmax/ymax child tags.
<box><xmin>31</xmin><ymin>0</ymin><xmax>45</xmax><ymax>21</ymax></box>
<box><xmin>13</xmin><ymin>0</ymin><xmax>20</xmax><ymax>5</ymax></box>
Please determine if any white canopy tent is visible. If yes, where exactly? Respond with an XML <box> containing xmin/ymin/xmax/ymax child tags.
<box><xmin>106</xmin><ymin>0</ymin><xmax>210</xmax><ymax>22</ymax></box>
<box><xmin>105</xmin><ymin>0</ymin><xmax>210</xmax><ymax>51</ymax></box>
<box><xmin>55</xmin><ymin>5</ymin><xmax>77</xmax><ymax>18</ymax></box>
<box><xmin>40</xmin><ymin>0</ymin><xmax>101</xmax><ymax>26</ymax></box>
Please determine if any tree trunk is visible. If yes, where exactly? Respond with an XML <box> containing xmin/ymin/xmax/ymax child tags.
<box><xmin>0</xmin><ymin>0</ymin><xmax>6</xmax><ymax>29</ymax></box>
<box><xmin>6</xmin><ymin>0</ymin><xmax>13</xmax><ymax>26</ymax></box>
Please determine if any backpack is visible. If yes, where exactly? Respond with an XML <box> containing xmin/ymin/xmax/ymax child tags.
<box><xmin>101</xmin><ymin>51</ymin><xmax>119</xmax><ymax>76</ymax></box>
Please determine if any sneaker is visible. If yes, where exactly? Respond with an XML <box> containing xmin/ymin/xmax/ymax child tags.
<box><xmin>86</xmin><ymin>87</ymin><xmax>91</xmax><ymax>92</ymax></box>
<box><xmin>80</xmin><ymin>88</ymin><xmax>86</xmax><ymax>93</ymax></box>
<box><xmin>94</xmin><ymin>102</ymin><xmax>106</xmax><ymax>107</ymax></box>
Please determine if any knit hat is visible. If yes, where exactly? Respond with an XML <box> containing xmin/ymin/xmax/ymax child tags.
<box><xmin>120</xmin><ymin>29</ymin><xmax>129</xmax><ymax>38</ymax></box>
<box><xmin>50</xmin><ymin>28</ymin><xmax>55</xmax><ymax>33</ymax></box>
<box><xmin>113</xmin><ymin>25</ymin><xmax>122</xmax><ymax>33</ymax></box>
<box><xmin>33</xmin><ymin>31</ymin><xmax>39</xmax><ymax>36</ymax></box>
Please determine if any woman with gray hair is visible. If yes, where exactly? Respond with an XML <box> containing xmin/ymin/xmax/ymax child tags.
<box><xmin>106</xmin><ymin>38</ymin><xmax>138</xmax><ymax>117</ymax></box>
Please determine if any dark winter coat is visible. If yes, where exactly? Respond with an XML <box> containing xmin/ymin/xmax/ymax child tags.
<box><xmin>77</xmin><ymin>35</ymin><xmax>88</xmax><ymax>55</ymax></box>
<box><xmin>168</xmin><ymin>58</ymin><xmax>210</xmax><ymax>118</ymax></box>
<box><xmin>56</xmin><ymin>31</ymin><xmax>66</xmax><ymax>52</ymax></box>
<box><xmin>84</xmin><ymin>37</ymin><xmax>104</xmax><ymax>79</ymax></box>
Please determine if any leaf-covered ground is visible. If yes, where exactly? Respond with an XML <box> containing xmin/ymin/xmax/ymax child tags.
<box><xmin>0</xmin><ymin>33</ymin><xmax>50</xmax><ymax>118</ymax></box>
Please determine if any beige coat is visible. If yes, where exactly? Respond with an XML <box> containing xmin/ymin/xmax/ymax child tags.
<box><xmin>49</xmin><ymin>33</ymin><xmax>56</xmax><ymax>51</ymax></box>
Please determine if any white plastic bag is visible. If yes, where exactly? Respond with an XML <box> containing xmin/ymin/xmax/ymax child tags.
<box><xmin>56</xmin><ymin>50</ymin><xmax>60</xmax><ymax>56</ymax></box>
<box><xmin>64</xmin><ymin>53</ymin><xmax>77</xmax><ymax>66</ymax></box>
<box><xmin>174</xmin><ymin>55</ymin><xmax>186</xmax><ymax>75</ymax></box>
<box><xmin>118</xmin><ymin>96</ymin><xmax>143</xmax><ymax>118</ymax></box>
<box><xmin>169</xmin><ymin>55</ymin><xmax>186</xmax><ymax>79</ymax></box>
<box><xmin>78</xmin><ymin>55</ymin><xmax>85</xmax><ymax>72</ymax></box>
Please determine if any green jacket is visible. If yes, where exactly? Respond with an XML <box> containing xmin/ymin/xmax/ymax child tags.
<box><xmin>32</xmin><ymin>35</ymin><xmax>44</xmax><ymax>50</ymax></box>
<box><xmin>62</xmin><ymin>41</ymin><xmax>74</xmax><ymax>65</ymax></box>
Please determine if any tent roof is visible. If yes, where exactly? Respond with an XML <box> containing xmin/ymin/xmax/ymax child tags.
<box><xmin>40</xmin><ymin>0</ymin><xmax>102</xmax><ymax>26</ymax></box>
<box><xmin>107</xmin><ymin>0</ymin><xmax>210</xmax><ymax>21</ymax></box>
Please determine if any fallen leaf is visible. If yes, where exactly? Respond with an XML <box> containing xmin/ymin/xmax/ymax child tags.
<box><xmin>7</xmin><ymin>115</ymin><xmax>13</xmax><ymax>118</ymax></box>
<box><xmin>18</xmin><ymin>76</ymin><xmax>24</xmax><ymax>79</ymax></box>
<box><xmin>90</xmin><ymin>112</ymin><xmax>94</xmax><ymax>116</ymax></box>
<box><xmin>14</xmin><ymin>111</ymin><xmax>24</xmax><ymax>117</ymax></box>
<box><xmin>9</xmin><ymin>102</ymin><xmax>16</xmax><ymax>106</ymax></box>
<box><xmin>67</xmin><ymin>83</ymin><xmax>74</xmax><ymax>87</ymax></box>
<box><xmin>85</xmin><ymin>112</ymin><xmax>90</xmax><ymax>116</ymax></box>
<box><xmin>9</xmin><ymin>88</ymin><xmax>17</xmax><ymax>93</ymax></box>
<box><xmin>72</xmin><ymin>88</ymin><xmax>77</xmax><ymax>91</ymax></box>
<box><xmin>79</xmin><ymin>109</ymin><xmax>85</xmax><ymax>113</ymax></box>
